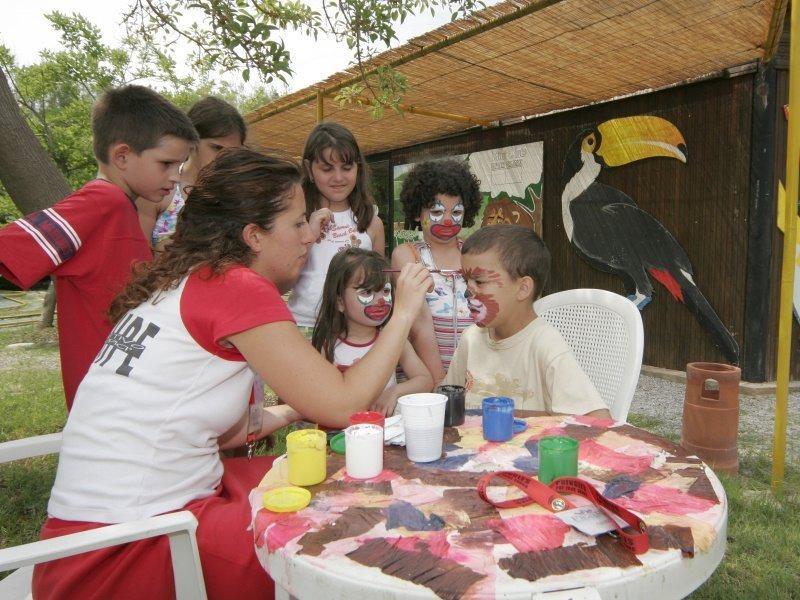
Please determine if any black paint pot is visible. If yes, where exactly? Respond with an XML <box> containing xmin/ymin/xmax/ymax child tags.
<box><xmin>436</xmin><ymin>384</ymin><xmax>466</xmax><ymax>427</ymax></box>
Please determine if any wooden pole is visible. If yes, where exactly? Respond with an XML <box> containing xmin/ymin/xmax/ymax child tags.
<box><xmin>743</xmin><ymin>63</ymin><xmax>778</xmax><ymax>382</ymax></box>
<box><xmin>772</xmin><ymin>0</ymin><xmax>800</xmax><ymax>493</ymax></box>
<box><xmin>316</xmin><ymin>90</ymin><xmax>324</xmax><ymax>123</ymax></box>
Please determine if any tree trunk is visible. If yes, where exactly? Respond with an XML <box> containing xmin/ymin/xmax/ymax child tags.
<box><xmin>0</xmin><ymin>70</ymin><xmax>71</xmax><ymax>214</ymax></box>
<box><xmin>38</xmin><ymin>278</ymin><xmax>56</xmax><ymax>329</ymax></box>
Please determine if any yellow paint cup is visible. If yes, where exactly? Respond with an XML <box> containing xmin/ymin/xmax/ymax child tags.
<box><xmin>286</xmin><ymin>429</ymin><xmax>327</xmax><ymax>486</ymax></box>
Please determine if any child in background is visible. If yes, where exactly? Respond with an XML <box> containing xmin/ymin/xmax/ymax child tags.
<box><xmin>137</xmin><ymin>96</ymin><xmax>246</xmax><ymax>247</ymax></box>
<box><xmin>443</xmin><ymin>225</ymin><xmax>612</xmax><ymax>418</ymax></box>
<box><xmin>288</xmin><ymin>122</ymin><xmax>385</xmax><ymax>332</ymax></box>
<box><xmin>0</xmin><ymin>85</ymin><xmax>197</xmax><ymax>409</ymax></box>
<box><xmin>313</xmin><ymin>248</ymin><xmax>432</xmax><ymax>416</ymax></box>
<box><xmin>391</xmin><ymin>158</ymin><xmax>482</xmax><ymax>384</ymax></box>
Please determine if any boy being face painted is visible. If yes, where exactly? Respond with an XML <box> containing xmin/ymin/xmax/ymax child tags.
<box><xmin>420</xmin><ymin>194</ymin><xmax>465</xmax><ymax>242</ymax></box>
<box><xmin>461</xmin><ymin>249</ymin><xmax>526</xmax><ymax>331</ymax></box>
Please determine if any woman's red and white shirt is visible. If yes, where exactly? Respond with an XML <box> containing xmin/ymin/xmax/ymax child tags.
<box><xmin>48</xmin><ymin>265</ymin><xmax>293</xmax><ymax>524</ymax></box>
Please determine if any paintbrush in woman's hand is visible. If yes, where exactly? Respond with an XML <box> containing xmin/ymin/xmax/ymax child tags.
<box><xmin>382</xmin><ymin>268</ymin><xmax>462</xmax><ymax>275</ymax></box>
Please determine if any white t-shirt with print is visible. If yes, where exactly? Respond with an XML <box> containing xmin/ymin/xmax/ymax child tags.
<box><xmin>443</xmin><ymin>317</ymin><xmax>608</xmax><ymax>414</ymax></box>
<box><xmin>47</xmin><ymin>265</ymin><xmax>294</xmax><ymax>524</ymax></box>
<box><xmin>287</xmin><ymin>207</ymin><xmax>372</xmax><ymax>327</ymax></box>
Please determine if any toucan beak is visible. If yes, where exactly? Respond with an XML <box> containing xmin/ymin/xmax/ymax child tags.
<box><xmin>596</xmin><ymin>116</ymin><xmax>687</xmax><ymax>167</ymax></box>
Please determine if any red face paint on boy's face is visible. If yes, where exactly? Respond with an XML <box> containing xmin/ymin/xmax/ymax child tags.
<box><xmin>463</xmin><ymin>267</ymin><xmax>504</xmax><ymax>287</ymax></box>
<box><xmin>464</xmin><ymin>289</ymin><xmax>499</xmax><ymax>327</ymax></box>
<box><xmin>462</xmin><ymin>259</ymin><xmax>511</xmax><ymax>329</ymax></box>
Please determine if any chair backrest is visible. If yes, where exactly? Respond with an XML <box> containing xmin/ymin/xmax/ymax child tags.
<box><xmin>0</xmin><ymin>433</ymin><xmax>207</xmax><ymax>600</ymax></box>
<box><xmin>534</xmin><ymin>288</ymin><xmax>644</xmax><ymax>422</ymax></box>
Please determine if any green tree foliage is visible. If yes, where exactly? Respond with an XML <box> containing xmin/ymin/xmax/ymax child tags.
<box><xmin>0</xmin><ymin>11</ymin><xmax>277</xmax><ymax>222</ymax></box>
<box><xmin>126</xmin><ymin>0</ymin><xmax>483</xmax><ymax>116</ymax></box>
<box><xmin>0</xmin><ymin>184</ymin><xmax>21</xmax><ymax>225</ymax></box>
<box><xmin>0</xmin><ymin>2</ymin><xmax>485</xmax><ymax>219</ymax></box>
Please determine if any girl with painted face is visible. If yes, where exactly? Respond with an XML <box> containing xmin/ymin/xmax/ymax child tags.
<box><xmin>313</xmin><ymin>248</ymin><xmax>432</xmax><ymax>416</ymax></box>
<box><xmin>391</xmin><ymin>158</ymin><xmax>483</xmax><ymax>384</ymax></box>
<box><xmin>288</xmin><ymin>122</ymin><xmax>386</xmax><ymax>332</ymax></box>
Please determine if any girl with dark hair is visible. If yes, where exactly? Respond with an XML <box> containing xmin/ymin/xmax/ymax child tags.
<box><xmin>312</xmin><ymin>248</ymin><xmax>432</xmax><ymax>416</ymax></box>
<box><xmin>287</xmin><ymin>121</ymin><xmax>385</xmax><ymax>330</ymax></box>
<box><xmin>33</xmin><ymin>148</ymin><xmax>432</xmax><ymax>600</ymax></box>
<box><xmin>392</xmin><ymin>158</ymin><xmax>483</xmax><ymax>384</ymax></box>
<box><xmin>137</xmin><ymin>96</ymin><xmax>247</xmax><ymax>246</ymax></box>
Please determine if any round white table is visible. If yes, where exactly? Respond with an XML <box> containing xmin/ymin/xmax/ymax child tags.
<box><xmin>251</xmin><ymin>412</ymin><xmax>727</xmax><ymax>599</ymax></box>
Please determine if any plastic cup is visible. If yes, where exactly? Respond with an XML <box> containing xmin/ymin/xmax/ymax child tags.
<box><xmin>345</xmin><ymin>424</ymin><xmax>384</xmax><ymax>479</ymax></box>
<box><xmin>538</xmin><ymin>436</ymin><xmax>579</xmax><ymax>484</ymax></box>
<box><xmin>482</xmin><ymin>397</ymin><xmax>514</xmax><ymax>441</ymax></box>
<box><xmin>349</xmin><ymin>411</ymin><xmax>385</xmax><ymax>429</ymax></box>
<box><xmin>436</xmin><ymin>385</ymin><xmax>466</xmax><ymax>427</ymax></box>
<box><xmin>398</xmin><ymin>393</ymin><xmax>447</xmax><ymax>462</ymax></box>
<box><xmin>285</xmin><ymin>429</ymin><xmax>327</xmax><ymax>486</ymax></box>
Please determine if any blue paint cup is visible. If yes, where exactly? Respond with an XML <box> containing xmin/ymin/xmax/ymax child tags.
<box><xmin>482</xmin><ymin>396</ymin><xmax>514</xmax><ymax>441</ymax></box>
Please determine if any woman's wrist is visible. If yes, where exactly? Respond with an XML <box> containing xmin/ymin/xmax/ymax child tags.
<box><xmin>387</xmin><ymin>310</ymin><xmax>415</xmax><ymax>332</ymax></box>
<box><xmin>260</xmin><ymin>404</ymin><xmax>302</xmax><ymax>438</ymax></box>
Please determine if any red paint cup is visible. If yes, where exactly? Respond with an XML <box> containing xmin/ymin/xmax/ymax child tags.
<box><xmin>349</xmin><ymin>411</ymin><xmax>385</xmax><ymax>429</ymax></box>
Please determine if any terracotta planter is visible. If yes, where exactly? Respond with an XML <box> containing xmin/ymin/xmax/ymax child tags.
<box><xmin>681</xmin><ymin>362</ymin><xmax>740</xmax><ymax>474</ymax></box>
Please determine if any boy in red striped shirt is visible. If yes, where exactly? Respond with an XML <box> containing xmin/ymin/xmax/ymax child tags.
<box><xmin>0</xmin><ymin>85</ymin><xmax>197</xmax><ymax>409</ymax></box>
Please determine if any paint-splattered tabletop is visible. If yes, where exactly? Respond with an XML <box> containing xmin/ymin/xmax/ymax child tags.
<box><xmin>250</xmin><ymin>412</ymin><xmax>727</xmax><ymax>599</ymax></box>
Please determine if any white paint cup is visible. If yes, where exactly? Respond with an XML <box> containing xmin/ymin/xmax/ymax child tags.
<box><xmin>345</xmin><ymin>423</ymin><xmax>384</xmax><ymax>479</ymax></box>
<box><xmin>397</xmin><ymin>393</ymin><xmax>447</xmax><ymax>463</ymax></box>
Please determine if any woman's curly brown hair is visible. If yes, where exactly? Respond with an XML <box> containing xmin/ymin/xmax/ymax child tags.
<box><xmin>109</xmin><ymin>147</ymin><xmax>301</xmax><ymax>322</ymax></box>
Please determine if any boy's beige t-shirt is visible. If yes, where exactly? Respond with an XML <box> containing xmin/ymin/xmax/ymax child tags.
<box><xmin>443</xmin><ymin>317</ymin><xmax>608</xmax><ymax>414</ymax></box>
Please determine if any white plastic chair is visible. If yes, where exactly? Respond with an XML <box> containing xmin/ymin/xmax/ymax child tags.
<box><xmin>534</xmin><ymin>288</ymin><xmax>644</xmax><ymax>422</ymax></box>
<box><xmin>0</xmin><ymin>433</ymin><xmax>207</xmax><ymax>600</ymax></box>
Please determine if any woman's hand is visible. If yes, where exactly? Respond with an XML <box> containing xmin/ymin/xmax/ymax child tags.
<box><xmin>308</xmin><ymin>207</ymin><xmax>334</xmax><ymax>240</ymax></box>
<box><xmin>392</xmin><ymin>262</ymin><xmax>433</xmax><ymax>322</ymax></box>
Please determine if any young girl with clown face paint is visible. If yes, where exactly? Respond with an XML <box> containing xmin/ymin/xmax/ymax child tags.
<box><xmin>391</xmin><ymin>158</ymin><xmax>483</xmax><ymax>384</ymax></box>
<box><xmin>313</xmin><ymin>248</ymin><xmax>433</xmax><ymax>416</ymax></box>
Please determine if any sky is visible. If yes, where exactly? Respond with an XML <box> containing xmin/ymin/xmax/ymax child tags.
<box><xmin>0</xmin><ymin>0</ymin><xmax>477</xmax><ymax>93</ymax></box>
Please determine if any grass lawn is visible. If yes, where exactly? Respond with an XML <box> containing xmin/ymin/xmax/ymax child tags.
<box><xmin>1</xmin><ymin>324</ymin><xmax>799</xmax><ymax>596</ymax></box>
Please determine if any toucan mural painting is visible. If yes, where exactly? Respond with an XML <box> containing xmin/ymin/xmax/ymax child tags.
<box><xmin>561</xmin><ymin>115</ymin><xmax>740</xmax><ymax>364</ymax></box>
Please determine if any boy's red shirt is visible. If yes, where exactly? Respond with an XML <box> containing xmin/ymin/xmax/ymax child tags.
<box><xmin>0</xmin><ymin>180</ymin><xmax>152</xmax><ymax>409</ymax></box>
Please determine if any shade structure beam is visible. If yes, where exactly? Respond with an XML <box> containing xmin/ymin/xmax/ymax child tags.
<box><xmin>329</xmin><ymin>93</ymin><xmax>493</xmax><ymax>127</ymax></box>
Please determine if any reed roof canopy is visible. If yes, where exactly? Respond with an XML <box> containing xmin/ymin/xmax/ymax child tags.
<box><xmin>245</xmin><ymin>0</ymin><xmax>788</xmax><ymax>156</ymax></box>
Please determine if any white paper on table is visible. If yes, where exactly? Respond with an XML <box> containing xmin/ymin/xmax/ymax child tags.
<box><xmin>383</xmin><ymin>415</ymin><xmax>405</xmax><ymax>446</ymax></box>
<box><xmin>554</xmin><ymin>505</ymin><xmax>628</xmax><ymax>536</ymax></box>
